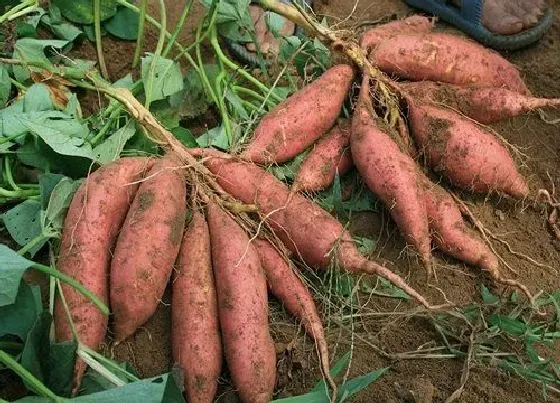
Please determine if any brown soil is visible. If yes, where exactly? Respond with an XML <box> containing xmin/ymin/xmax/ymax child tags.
<box><xmin>3</xmin><ymin>1</ymin><xmax>560</xmax><ymax>402</ymax></box>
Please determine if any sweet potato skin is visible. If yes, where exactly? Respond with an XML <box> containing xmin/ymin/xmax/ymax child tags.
<box><xmin>172</xmin><ymin>211</ymin><xmax>221</xmax><ymax>403</ymax></box>
<box><xmin>54</xmin><ymin>157</ymin><xmax>153</xmax><ymax>394</ymax></box>
<box><xmin>293</xmin><ymin>122</ymin><xmax>352</xmax><ymax>192</ymax></box>
<box><xmin>241</xmin><ymin>64</ymin><xmax>355</xmax><ymax>164</ymax></box>
<box><xmin>207</xmin><ymin>202</ymin><xmax>276</xmax><ymax>403</ymax></box>
<box><xmin>361</xmin><ymin>15</ymin><xmax>434</xmax><ymax>52</ymax></box>
<box><xmin>371</xmin><ymin>33</ymin><xmax>529</xmax><ymax>94</ymax></box>
<box><xmin>352</xmin><ymin>75</ymin><xmax>431</xmax><ymax>267</ymax></box>
<box><xmin>408</xmin><ymin>102</ymin><xmax>529</xmax><ymax>198</ymax></box>
<box><xmin>400</xmin><ymin>81</ymin><xmax>560</xmax><ymax>124</ymax></box>
<box><xmin>111</xmin><ymin>153</ymin><xmax>186</xmax><ymax>342</ymax></box>
<box><xmin>420</xmin><ymin>174</ymin><xmax>499</xmax><ymax>271</ymax></box>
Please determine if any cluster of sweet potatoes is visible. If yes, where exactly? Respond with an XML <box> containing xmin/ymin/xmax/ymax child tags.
<box><xmin>54</xmin><ymin>15</ymin><xmax>560</xmax><ymax>402</ymax></box>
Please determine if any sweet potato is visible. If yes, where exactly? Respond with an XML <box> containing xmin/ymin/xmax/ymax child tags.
<box><xmin>352</xmin><ymin>74</ymin><xmax>432</xmax><ymax>269</ymax></box>
<box><xmin>361</xmin><ymin>15</ymin><xmax>434</xmax><ymax>52</ymax></box>
<box><xmin>241</xmin><ymin>64</ymin><xmax>355</xmax><ymax>164</ymax></box>
<box><xmin>253</xmin><ymin>238</ymin><xmax>336</xmax><ymax>394</ymax></box>
<box><xmin>400</xmin><ymin>81</ymin><xmax>560</xmax><ymax>124</ymax></box>
<box><xmin>408</xmin><ymin>102</ymin><xmax>529</xmax><ymax>198</ymax></box>
<box><xmin>111</xmin><ymin>153</ymin><xmax>186</xmax><ymax>342</ymax></box>
<box><xmin>420</xmin><ymin>174</ymin><xmax>498</xmax><ymax>271</ymax></box>
<box><xmin>54</xmin><ymin>157</ymin><xmax>153</xmax><ymax>394</ymax></box>
<box><xmin>370</xmin><ymin>33</ymin><xmax>529</xmax><ymax>94</ymax></box>
<box><xmin>198</xmin><ymin>150</ymin><xmax>435</xmax><ymax>308</ymax></box>
<box><xmin>293</xmin><ymin>122</ymin><xmax>352</xmax><ymax>192</ymax></box>
<box><xmin>207</xmin><ymin>202</ymin><xmax>276</xmax><ymax>403</ymax></box>
<box><xmin>172</xmin><ymin>211</ymin><xmax>221</xmax><ymax>403</ymax></box>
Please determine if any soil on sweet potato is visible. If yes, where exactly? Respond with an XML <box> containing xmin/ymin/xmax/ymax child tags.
<box><xmin>2</xmin><ymin>0</ymin><xmax>560</xmax><ymax>402</ymax></box>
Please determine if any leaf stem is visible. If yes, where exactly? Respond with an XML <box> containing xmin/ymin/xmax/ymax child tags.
<box><xmin>93</xmin><ymin>0</ymin><xmax>109</xmax><ymax>79</ymax></box>
<box><xmin>162</xmin><ymin>0</ymin><xmax>194</xmax><ymax>57</ymax></box>
<box><xmin>3</xmin><ymin>156</ymin><xmax>20</xmax><ymax>191</ymax></box>
<box><xmin>17</xmin><ymin>232</ymin><xmax>54</xmax><ymax>256</ymax></box>
<box><xmin>0</xmin><ymin>0</ymin><xmax>37</xmax><ymax>24</ymax></box>
<box><xmin>0</xmin><ymin>350</ymin><xmax>63</xmax><ymax>401</ymax></box>
<box><xmin>32</xmin><ymin>263</ymin><xmax>109</xmax><ymax>315</ymax></box>
<box><xmin>144</xmin><ymin>0</ymin><xmax>167</xmax><ymax>109</ymax></box>
<box><xmin>132</xmin><ymin>0</ymin><xmax>148</xmax><ymax>68</ymax></box>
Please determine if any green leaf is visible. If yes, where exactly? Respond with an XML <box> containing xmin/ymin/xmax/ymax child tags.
<box><xmin>0</xmin><ymin>64</ymin><xmax>11</xmax><ymax>108</ymax></box>
<box><xmin>196</xmin><ymin>125</ymin><xmax>230</xmax><ymax>150</ymax></box>
<box><xmin>23</xmin><ymin>83</ymin><xmax>54</xmax><ymax>112</ymax></box>
<box><xmin>39</xmin><ymin>173</ymin><xmax>65</xmax><ymax>209</ymax></box>
<box><xmin>44</xmin><ymin>176</ymin><xmax>80</xmax><ymax>233</ymax></box>
<box><xmin>81</xmin><ymin>360</ymin><xmax>138</xmax><ymax>394</ymax></box>
<box><xmin>265</xmin><ymin>11</ymin><xmax>287</xmax><ymax>37</ymax></box>
<box><xmin>93</xmin><ymin>120</ymin><xmax>136</xmax><ymax>164</ymax></box>
<box><xmin>171</xmin><ymin>127</ymin><xmax>198</xmax><ymax>148</ymax></box>
<box><xmin>170</xmin><ymin>66</ymin><xmax>216</xmax><ymax>119</ymax></box>
<box><xmin>0</xmin><ymin>282</ymin><xmax>41</xmax><ymax>340</ymax></box>
<box><xmin>354</xmin><ymin>236</ymin><xmax>376</xmax><ymax>255</ymax></box>
<box><xmin>481</xmin><ymin>285</ymin><xmax>500</xmax><ymax>305</ymax></box>
<box><xmin>114</xmin><ymin>74</ymin><xmax>135</xmax><ymax>89</ymax></box>
<box><xmin>0</xmin><ymin>245</ymin><xmax>35</xmax><ymax>306</ymax></box>
<box><xmin>311</xmin><ymin>351</ymin><xmax>351</xmax><ymax>393</ymax></box>
<box><xmin>271</xmin><ymin>391</ymin><xmax>328</xmax><ymax>403</ymax></box>
<box><xmin>269</xmin><ymin>150</ymin><xmax>309</xmax><ymax>182</ymax></box>
<box><xmin>141</xmin><ymin>54</ymin><xmax>184</xmax><ymax>103</ymax></box>
<box><xmin>2</xmin><ymin>200</ymin><xmax>45</xmax><ymax>256</ymax></box>
<box><xmin>488</xmin><ymin>314</ymin><xmax>527</xmax><ymax>337</ymax></box>
<box><xmin>12</xmin><ymin>39</ymin><xmax>69</xmax><ymax>82</ymax></box>
<box><xmin>74</xmin><ymin>373</ymin><xmax>185</xmax><ymax>402</ymax></box>
<box><xmin>41</xmin><ymin>14</ymin><xmax>83</xmax><ymax>42</ymax></box>
<box><xmin>51</xmin><ymin>0</ymin><xmax>117</xmax><ymax>24</ymax></box>
<box><xmin>338</xmin><ymin>368</ymin><xmax>389</xmax><ymax>402</ymax></box>
<box><xmin>104</xmin><ymin>6</ymin><xmax>139</xmax><ymax>40</ymax></box>
<box><xmin>20</xmin><ymin>311</ymin><xmax>51</xmax><ymax>384</ymax></box>
<box><xmin>44</xmin><ymin>341</ymin><xmax>77</xmax><ymax>397</ymax></box>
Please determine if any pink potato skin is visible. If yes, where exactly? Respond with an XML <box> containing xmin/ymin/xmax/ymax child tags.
<box><xmin>408</xmin><ymin>102</ymin><xmax>529</xmax><ymax>198</ymax></box>
<box><xmin>293</xmin><ymin>122</ymin><xmax>352</xmax><ymax>192</ymax></box>
<box><xmin>351</xmin><ymin>75</ymin><xmax>431</xmax><ymax>267</ymax></box>
<box><xmin>197</xmin><ymin>150</ymin><xmax>434</xmax><ymax>309</ymax></box>
<box><xmin>400</xmin><ymin>81</ymin><xmax>560</xmax><ymax>124</ymax></box>
<box><xmin>207</xmin><ymin>202</ymin><xmax>276</xmax><ymax>403</ymax></box>
<box><xmin>110</xmin><ymin>153</ymin><xmax>187</xmax><ymax>342</ymax></box>
<box><xmin>252</xmin><ymin>238</ymin><xmax>333</xmax><ymax>387</ymax></box>
<box><xmin>241</xmin><ymin>64</ymin><xmax>355</xmax><ymax>164</ymax></box>
<box><xmin>54</xmin><ymin>157</ymin><xmax>153</xmax><ymax>395</ymax></box>
<box><xmin>361</xmin><ymin>15</ymin><xmax>434</xmax><ymax>52</ymax></box>
<box><xmin>420</xmin><ymin>174</ymin><xmax>499</xmax><ymax>271</ymax></box>
<box><xmin>172</xmin><ymin>211</ymin><xmax>221</xmax><ymax>403</ymax></box>
<box><xmin>371</xmin><ymin>33</ymin><xmax>529</xmax><ymax>94</ymax></box>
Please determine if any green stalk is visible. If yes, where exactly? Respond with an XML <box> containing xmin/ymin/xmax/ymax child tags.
<box><xmin>132</xmin><ymin>0</ymin><xmax>148</xmax><ymax>68</ymax></box>
<box><xmin>0</xmin><ymin>0</ymin><xmax>37</xmax><ymax>24</ymax></box>
<box><xmin>32</xmin><ymin>263</ymin><xmax>109</xmax><ymax>315</ymax></box>
<box><xmin>4</xmin><ymin>156</ymin><xmax>20</xmax><ymax>191</ymax></box>
<box><xmin>172</xmin><ymin>5</ymin><xmax>218</xmax><ymax>63</ymax></box>
<box><xmin>209</xmin><ymin>28</ymin><xmax>282</xmax><ymax>103</ymax></box>
<box><xmin>90</xmin><ymin>106</ymin><xmax>122</xmax><ymax>145</ymax></box>
<box><xmin>162</xmin><ymin>0</ymin><xmax>194</xmax><ymax>57</ymax></box>
<box><xmin>18</xmin><ymin>232</ymin><xmax>55</xmax><ymax>256</ymax></box>
<box><xmin>0</xmin><ymin>187</ymin><xmax>39</xmax><ymax>198</ymax></box>
<box><xmin>144</xmin><ymin>0</ymin><xmax>167</xmax><ymax>109</ymax></box>
<box><xmin>0</xmin><ymin>350</ymin><xmax>63</xmax><ymax>402</ymax></box>
<box><xmin>79</xmin><ymin>345</ymin><xmax>140</xmax><ymax>382</ymax></box>
<box><xmin>233</xmin><ymin>85</ymin><xmax>275</xmax><ymax>107</ymax></box>
<box><xmin>0</xmin><ymin>341</ymin><xmax>22</xmax><ymax>351</ymax></box>
<box><xmin>0</xmin><ymin>131</ymin><xmax>27</xmax><ymax>146</ymax></box>
<box><xmin>93</xmin><ymin>0</ymin><xmax>109</xmax><ymax>79</ymax></box>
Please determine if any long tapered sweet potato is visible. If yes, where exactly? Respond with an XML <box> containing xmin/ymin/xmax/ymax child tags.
<box><xmin>370</xmin><ymin>33</ymin><xmax>529</xmax><ymax>94</ymax></box>
<box><xmin>197</xmin><ymin>150</ymin><xmax>435</xmax><ymax>309</ymax></box>
<box><xmin>172</xmin><ymin>211</ymin><xmax>221</xmax><ymax>403</ymax></box>
<box><xmin>241</xmin><ymin>64</ymin><xmax>355</xmax><ymax>164</ymax></box>
<box><xmin>408</xmin><ymin>102</ymin><xmax>529</xmax><ymax>198</ymax></box>
<box><xmin>419</xmin><ymin>173</ymin><xmax>498</xmax><ymax>271</ymax></box>
<box><xmin>207</xmin><ymin>202</ymin><xmax>276</xmax><ymax>403</ymax></box>
<box><xmin>253</xmin><ymin>238</ymin><xmax>336</xmax><ymax>394</ymax></box>
<box><xmin>352</xmin><ymin>74</ymin><xmax>432</xmax><ymax>269</ymax></box>
<box><xmin>54</xmin><ymin>157</ymin><xmax>153</xmax><ymax>394</ymax></box>
<box><xmin>400</xmin><ymin>81</ymin><xmax>560</xmax><ymax>124</ymax></box>
<box><xmin>361</xmin><ymin>15</ymin><xmax>434</xmax><ymax>52</ymax></box>
<box><xmin>111</xmin><ymin>153</ymin><xmax>186</xmax><ymax>342</ymax></box>
<box><xmin>293</xmin><ymin>122</ymin><xmax>352</xmax><ymax>192</ymax></box>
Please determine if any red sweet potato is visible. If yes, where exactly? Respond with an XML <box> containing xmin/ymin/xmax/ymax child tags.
<box><xmin>54</xmin><ymin>157</ymin><xmax>153</xmax><ymax>394</ymax></box>
<box><xmin>370</xmin><ymin>33</ymin><xmax>529</xmax><ymax>94</ymax></box>
<box><xmin>293</xmin><ymin>122</ymin><xmax>352</xmax><ymax>192</ymax></box>
<box><xmin>198</xmin><ymin>150</ymin><xmax>435</xmax><ymax>308</ymax></box>
<box><xmin>253</xmin><ymin>238</ymin><xmax>336</xmax><ymax>394</ymax></box>
<box><xmin>420</xmin><ymin>174</ymin><xmax>498</xmax><ymax>271</ymax></box>
<box><xmin>241</xmin><ymin>64</ymin><xmax>355</xmax><ymax>164</ymax></box>
<box><xmin>111</xmin><ymin>153</ymin><xmax>186</xmax><ymax>342</ymax></box>
<box><xmin>172</xmin><ymin>211</ymin><xmax>221</xmax><ymax>403</ymax></box>
<box><xmin>400</xmin><ymin>81</ymin><xmax>560</xmax><ymax>124</ymax></box>
<box><xmin>207</xmin><ymin>202</ymin><xmax>276</xmax><ymax>403</ymax></box>
<box><xmin>361</xmin><ymin>15</ymin><xmax>434</xmax><ymax>52</ymax></box>
<box><xmin>351</xmin><ymin>74</ymin><xmax>432</xmax><ymax>269</ymax></box>
<box><xmin>408</xmin><ymin>102</ymin><xmax>529</xmax><ymax>198</ymax></box>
